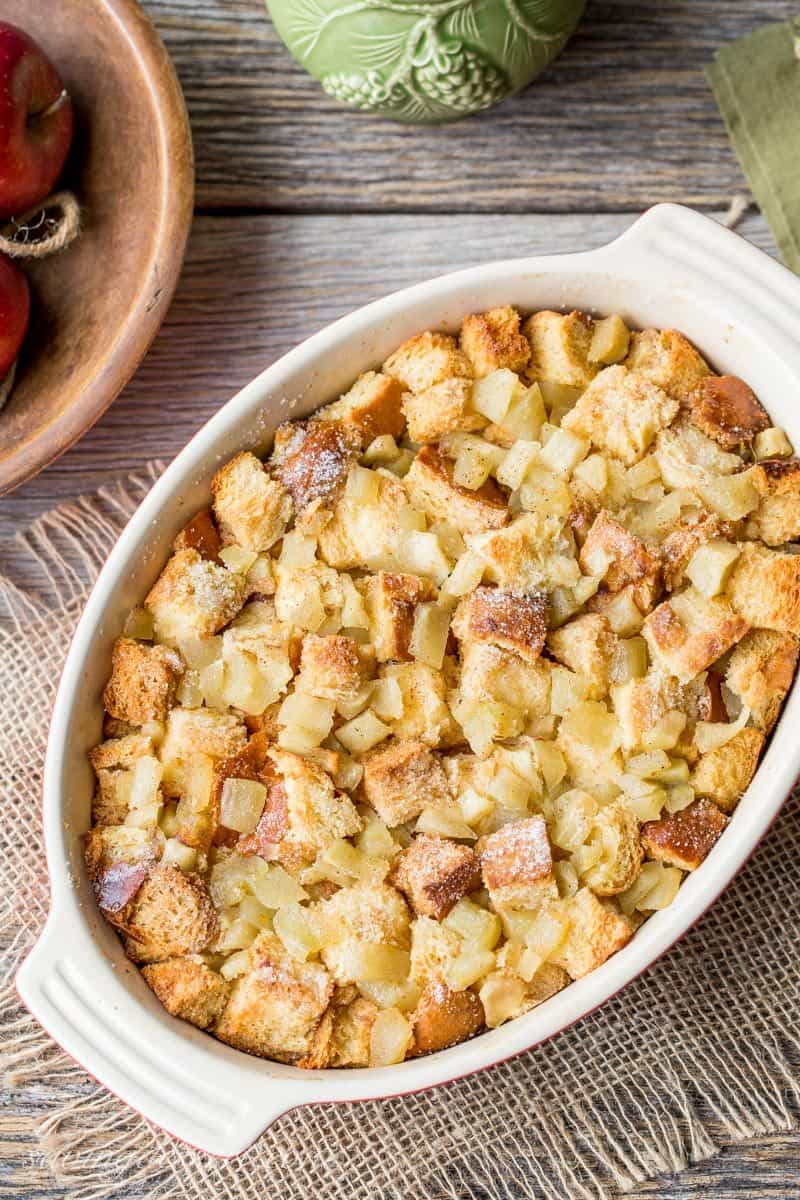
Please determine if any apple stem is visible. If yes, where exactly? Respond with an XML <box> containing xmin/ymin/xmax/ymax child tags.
<box><xmin>32</xmin><ymin>88</ymin><xmax>71</xmax><ymax>123</ymax></box>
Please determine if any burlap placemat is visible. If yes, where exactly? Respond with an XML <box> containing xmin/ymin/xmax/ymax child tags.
<box><xmin>1</xmin><ymin>467</ymin><xmax>798</xmax><ymax>1200</ymax></box>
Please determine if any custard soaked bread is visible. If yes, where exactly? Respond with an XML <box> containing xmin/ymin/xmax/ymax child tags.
<box><xmin>86</xmin><ymin>308</ymin><xmax>800</xmax><ymax>1067</ymax></box>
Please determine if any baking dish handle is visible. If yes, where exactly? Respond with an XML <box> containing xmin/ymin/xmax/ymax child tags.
<box><xmin>16</xmin><ymin>909</ymin><xmax>305</xmax><ymax>1157</ymax></box>
<box><xmin>596</xmin><ymin>203</ymin><xmax>800</xmax><ymax>369</ymax></box>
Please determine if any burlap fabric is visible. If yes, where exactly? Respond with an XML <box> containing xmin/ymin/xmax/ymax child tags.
<box><xmin>1</xmin><ymin>467</ymin><xmax>798</xmax><ymax>1200</ymax></box>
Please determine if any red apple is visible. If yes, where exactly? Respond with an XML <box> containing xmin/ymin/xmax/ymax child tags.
<box><xmin>0</xmin><ymin>252</ymin><xmax>29</xmax><ymax>377</ymax></box>
<box><xmin>0</xmin><ymin>22</ymin><xmax>74</xmax><ymax>220</ymax></box>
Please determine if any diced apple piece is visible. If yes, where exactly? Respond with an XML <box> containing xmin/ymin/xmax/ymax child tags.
<box><xmin>445</xmin><ymin>950</ymin><xmax>496</xmax><ymax>991</ymax></box>
<box><xmin>220</xmin><ymin>778</ymin><xmax>267</xmax><ymax>834</ymax></box>
<box><xmin>441</xmin><ymin>551</ymin><xmax>485</xmax><ymax>598</ymax></box>
<box><xmin>444</xmin><ymin>897</ymin><xmax>501</xmax><ymax>951</ymax></box>
<box><xmin>336</xmin><ymin>709</ymin><xmax>392</xmax><ymax>754</ymax></box>
<box><xmin>685</xmin><ymin>539</ymin><xmax>740</xmax><ymax>597</ymax></box>
<box><xmin>589</xmin><ymin>314</ymin><xmax>631</xmax><ymax>365</ymax></box>
<box><xmin>754</xmin><ymin>427</ymin><xmax>793</xmax><ymax>459</ymax></box>
<box><xmin>272</xmin><ymin>902</ymin><xmax>322</xmax><ymax>960</ymax></box>
<box><xmin>219</xmin><ymin>545</ymin><xmax>259</xmax><ymax>574</ymax></box>
<box><xmin>369</xmin><ymin>1007</ymin><xmax>413</xmax><ymax>1065</ymax></box>
<box><xmin>539</xmin><ymin>427</ymin><xmax>590</xmax><ymax>475</ymax></box>
<box><xmin>409</xmin><ymin>602</ymin><xmax>450</xmax><ymax>670</ymax></box>
<box><xmin>471</xmin><ymin>369</ymin><xmax>519</xmax><ymax>423</ymax></box>
<box><xmin>415</xmin><ymin>807</ymin><xmax>477</xmax><ymax>841</ymax></box>
<box><xmin>478</xmin><ymin>972</ymin><xmax>527</xmax><ymax>1027</ymax></box>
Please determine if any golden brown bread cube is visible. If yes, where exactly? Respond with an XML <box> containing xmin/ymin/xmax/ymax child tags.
<box><xmin>581</xmin><ymin>799</ymin><xmax>643</xmax><ymax>896</ymax></box>
<box><xmin>299</xmin><ymin>988</ymin><xmax>381</xmax><ymax>1069</ymax></box>
<box><xmin>90</xmin><ymin>734</ymin><xmax>156</xmax><ymax>825</ymax></box>
<box><xmin>319</xmin><ymin>883</ymin><xmax>411</xmax><ymax>984</ymax></box>
<box><xmin>173</xmin><ymin>508</ymin><xmax>222</xmax><ymax>562</ymax></box>
<box><xmin>142</xmin><ymin>956</ymin><xmax>230</xmax><ymax>1028</ymax></box>
<box><xmin>478</xmin><ymin>815</ymin><xmax>557</xmax><ymax>911</ymax></box>
<box><xmin>660</xmin><ymin>512</ymin><xmax>732</xmax><ymax>592</ymax></box>
<box><xmin>404</xmin><ymin>445</ymin><xmax>509</xmax><ymax>535</ymax></box>
<box><xmin>579</xmin><ymin>509</ymin><xmax>661</xmax><ymax>611</ymax></box>
<box><xmin>160</xmin><ymin>707</ymin><xmax>248</xmax><ymax>765</ymax></box>
<box><xmin>750</xmin><ymin>458</ymin><xmax>800</xmax><ymax>546</ymax></box>
<box><xmin>641</xmin><ymin>798</ymin><xmax>728</xmax><ymax>871</ymax></box>
<box><xmin>562</xmin><ymin>365</ymin><xmax>679</xmax><ymax>466</ymax></box>
<box><xmin>214</xmin><ymin>932</ymin><xmax>333</xmax><ymax>1062</ymax></box>
<box><xmin>411</xmin><ymin>980</ymin><xmax>485</xmax><ymax>1054</ymax></box>
<box><xmin>458</xmin><ymin>641</ymin><xmax>551</xmax><ymax>718</ymax></box>
<box><xmin>452</xmin><ymin>586</ymin><xmax>547</xmax><ymax>666</ymax></box>
<box><xmin>726</xmin><ymin>542</ymin><xmax>800</xmax><ymax>634</ymax></box>
<box><xmin>103</xmin><ymin>638</ymin><xmax>183</xmax><ymax>726</ymax></box>
<box><xmin>546</xmin><ymin>614</ymin><xmax>617</xmax><ymax>699</ymax></box>
<box><xmin>316</xmin><ymin>468</ymin><xmax>414</xmax><ymax>572</ymax></box>
<box><xmin>145</xmin><ymin>548</ymin><xmax>247</xmax><ymax>641</ymax></box>
<box><xmin>409</xmin><ymin>916</ymin><xmax>462</xmax><ymax>985</ymax></box>
<box><xmin>460</xmin><ymin>306</ymin><xmax>531</xmax><ymax>379</ymax></box>
<box><xmin>89</xmin><ymin>733</ymin><xmax>154</xmax><ymax>773</ymax></box>
<box><xmin>383</xmin><ymin>330</ymin><xmax>472</xmax><ymax>393</ymax></box>
<box><xmin>549</xmin><ymin>887</ymin><xmax>634</xmax><ymax>980</ymax></box>
<box><xmin>296</xmin><ymin>633</ymin><xmax>375</xmax><ymax>701</ymax></box>
<box><xmin>362</xmin><ymin>739</ymin><xmax>451</xmax><ymax>826</ymax></box>
<box><xmin>380</xmin><ymin>661</ymin><xmax>460</xmax><ymax>747</ymax></box>
<box><xmin>623</xmin><ymin>327</ymin><xmax>711</xmax><ymax>402</ymax></box>
<box><xmin>122</xmin><ymin>865</ymin><xmax>220</xmax><ymax>964</ymax></box>
<box><xmin>724</xmin><ymin>628</ymin><xmax>799</xmax><ymax>731</ymax></box>
<box><xmin>319</xmin><ymin>371</ymin><xmax>406</xmax><ymax>445</ymax></box>
<box><xmin>84</xmin><ymin>825</ymin><xmax>159</xmax><ymax>919</ymax></box>
<box><xmin>642</xmin><ymin>587</ymin><xmax>749</xmax><ymax>683</ymax></box>
<box><xmin>363</xmin><ymin>571</ymin><xmax>435</xmax><ymax>662</ymax></box>
<box><xmin>687</xmin><ymin>375</ymin><xmax>769</xmax><ymax>450</ymax></box>
<box><xmin>611</xmin><ymin>670</ymin><xmax>710</xmax><ymax>752</ymax></box>
<box><xmin>402</xmin><ymin>377</ymin><xmax>485</xmax><ymax>444</ymax></box>
<box><xmin>274</xmin><ymin>419</ymin><xmax>361</xmax><ymax>511</ymax></box>
<box><xmin>211</xmin><ymin>450</ymin><xmax>293</xmax><ymax>552</ymax></box>
<box><xmin>391</xmin><ymin>834</ymin><xmax>480</xmax><ymax>920</ymax></box>
<box><xmin>522</xmin><ymin>309</ymin><xmax>596</xmax><ymax>388</ymax></box>
<box><xmin>690</xmin><ymin>727</ymin><xmax>765</xmax><ymax>813</ymax></box>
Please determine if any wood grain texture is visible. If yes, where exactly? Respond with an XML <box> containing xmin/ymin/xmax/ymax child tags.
<box><xmin>143</xmin><ymin>0</ymin><xmax>799</xmax><ymax>212</ymax></box>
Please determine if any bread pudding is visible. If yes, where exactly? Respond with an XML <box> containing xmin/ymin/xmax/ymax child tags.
<box><xmin>86</xmin><ymin>307</ymin><xmax>800</xmax><ymax>1068</ymax></box>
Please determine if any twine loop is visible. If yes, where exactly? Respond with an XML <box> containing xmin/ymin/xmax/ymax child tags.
<box><xmin>0</xmin><ymin>191</ymin><xmax>80</xmax><ymax>260</ymax></box>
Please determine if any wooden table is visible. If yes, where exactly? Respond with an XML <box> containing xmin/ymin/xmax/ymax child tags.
<box><xmin>4</xmin><ymin>1</ymin><xmax>799</xmax><ymax>1195</ymax></box>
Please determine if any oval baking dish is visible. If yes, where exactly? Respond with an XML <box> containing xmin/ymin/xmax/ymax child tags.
<box><xmin>17</xmin><ymin>204</ymin><xmax>800</xmax><ymax>1157</ymax></box>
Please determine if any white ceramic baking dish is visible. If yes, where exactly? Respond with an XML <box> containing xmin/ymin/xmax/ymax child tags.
<box><xmin>16</xmin><ymin>203</ymin><xmax>800</xmax><ymax>1157</ymax></box>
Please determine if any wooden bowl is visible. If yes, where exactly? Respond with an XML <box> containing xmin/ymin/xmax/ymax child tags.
<box><xmin>0</xmin><ymin>0</ymin><xmax>193</xmax><ymax>495</ymax></box>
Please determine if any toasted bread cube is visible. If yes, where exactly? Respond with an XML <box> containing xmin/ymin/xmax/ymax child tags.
<box><xmin>727</xmin><ymin>543</ymin><xmax>800</xmax><ymax>634</ymax></box>
<box><xmin>523</xmin><ymin>310</ymin><xmax>596</xmax><ymax>388</ymax></box>
<box><xmin>660</xmin><ymin>512</ymin><xmax>730</xmax><ymax>592</ymax></box>
<box><xmin>122</xmin><ymin>865</ymin><xmax>219</xmax><ymax>963</ymax></box>
<box><xmin>479</xmin><ymin>816</ymin><xmax>556</xmax><ymax>911</ymax></box>
<box><xmin>642</xmin><ymin>588</ymin><xmax>748</xmax><ymax>683</ymax></box>
<box><xmin>724</xmin><ymin>629</ymin><xmax>799</xmax><ymax>730</ymax></box>
<box><xmin>690</xmin><ymin>727</ymin><xmax>765</xmax><ymax>813</ymax></box>
<box><xmin>275</xmin><ymin>420</ymin><xmax>361</xmax><ymax>511</ymax></box>
<box><xmin>404</xmin><ymin>446</ymin><xmax>508</xmax><ymax>535</ymax></box>
<box><xmin>549</xmin><ymin>887</ymin><xmax>634</xmax><ymax>979</ymax></box>
<box><xmin>383</xmin><ymin>330</ymin><xmax>472</xmax><ymax>394</ymax></box>
<box><xmin>90</xmin><ymin>732</ymin><xmax>154</xmax><ymax>773</ymax></box>
<box><xmin>580</xmin><ymin>510</ymin><xmax>661</xmax><ymax>612</ymax></box>
<box><xmin>320</xmin><ymin>883</ymin><xmax>411</xmax><ymax>985</ymax></box>
<box><xmin>214</xmin><ymin>932</ymin><xmax>332</xmax><ymax>1062</ymax></box>
<box><xmin>452</xmin><ymin>586</ymin><xmax>547</xmax><ymax>665</ymax></box>
<box><xmin>84</xmin><ymin>825</ymin><xmax>159</xmax><ymax>918</ymax></box>
<box><xmin>317</xmin><ymin>469</ymin><xmax>416</xmax><ymax>571</ymax></box>
<box><xmin>160</xmin><ymin>707</ymin><xmax>247</xmax><ymax>765</ymax></box>
<box><xmin>458</xmin><ymin>641</ymin><xmax>551</xmax><ymax>718</ymax></box>
<box><xmin>362</xmin><ymin>740</ymin><xmax>451</xmax><ymax>826</ymax></box>
<box><xmin>467</xmin><ymin>511</ymin><xmax>575</xmax><ymax>592</ymax></box>
<box><xmin>328</xmin><ymin>993</ymin><xmax>380</xmax><ymax>1067</ymax></box>
<box><xmin>251</xmin><ymin>748</ymin><xmax>362</xmax><ymax>865</ymax></box>
<box><xmin>409</xmin><ymin>915</ymin><xmax>462</xmax><ymax>985</ymax></box>
<box><xmin>173</xmin><ymin>508</ymin><xmax>222</xmax><ymax>562</ymax></box>
<box><xmin>296</xmin><ymin>633</ymin><xmax>374</xmax><ymax>701</ymax></box>
<box><xmin>460</xmin><ymin>306</ymin><xmax>530</xmax><ymax>379</ymax></box>
<box><xmin>145</xmin><ymin>548</ymin><xmax>246</xmax><ymax>641</ymax></box>
<box><xmin>320</xmin><ymin>371</ymin><xmax>405</xmax><ymax>445</ymax></box>
<box><xmin>641</xmin><ymin>798</ymin><xmax>728</xmax><ymax>871</ymax></box>
<box><xmin>103</xmin><ymin>638</ymin><xmax>183</xmax><ymax>726</ymax></box>
<box><xmin>411</xmin><ymin>979</ymin><xmax>484</xmax><ymax>1053</ymax></box>
<box><xmin>581</xmin><ymin>799</ymin><xmax>642</xmax><ymax>895</ymax></box>
<box><xmin>142</xmin><ymin>956</ymin><xmax>230</xmax><ymax>1028</ymax></box>
<box><xmin>402</xmin><ymin>377</ymin><xmax>485</xmax><ymax>443</ymax></box>
<box><xmin>391</xmin><ymin>835</ymin><xmax>480</xmax><ymax>920</ymax></box>
<box><xmin>211</xmin><ymin>451</ymin><xmax>293</xmax><ymax>552</ymax></box>
<box><xmin>687</xmin><ymin>375</ymin><xmax>769</xmax><ymax>450</ymax></box>
<box><xmin>380</xmin><ymin>661</ymin><xmax>459</xmax><ymax>747</ymax></box>
<box><xmin>546</xmin><ymin>614</ymin><xmax>617</xmax><ymax>699</ymax></box>
<box><xmin>623</xmin><ymin>327</ymin><xmax>711</xmax><ymax>401</ymax></box>
<box><xmin>91</xmin><ymin>733</ymin><xmax>158</xmax><ymax>826</ymax></box>
<box><xmin>563</xmin><ymin>366</ymin><xmax>679</xmax><ymax>466</ymax></box>
<box><xmin>750</xmin><ymin>459</ymin><xmax>800</xmax><ymax>546</ymax></box>
<box><xmin>611</xmin><ymin>671</ymin><xmax>709</xmax><ymax>752</ymax></box>
<box><xmin>363</xmin><ymin>571</ymin><xmax>435</xmax><ymax>662</ymax></box>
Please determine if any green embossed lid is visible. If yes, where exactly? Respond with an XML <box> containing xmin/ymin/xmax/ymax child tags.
<box><xmin>266</xmin><ymin>0</ymin><xmax>586</xmax><ymax>124</ymax></box>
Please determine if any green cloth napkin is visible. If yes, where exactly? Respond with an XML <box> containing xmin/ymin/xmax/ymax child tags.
<box><xmin>708</xmin><ymin>15</ymin><xmax>800</xmax><ymax>272</ymax></box>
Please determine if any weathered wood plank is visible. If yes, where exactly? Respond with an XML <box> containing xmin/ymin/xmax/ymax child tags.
<box><xmin>0</xmin><ymin>208</ymin><xmax>774</xmax><ymax>539</ymax></box>
<box><xmin>142</xmin><ymin>0</ymin><xmax>797</xmax><ymax>212</ymax></box>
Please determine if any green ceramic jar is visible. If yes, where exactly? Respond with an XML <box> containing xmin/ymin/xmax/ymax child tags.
<box><xmin>265</xmin><ymin>0</ymin><xmax>586</xmax><ymax>124</ymax></box>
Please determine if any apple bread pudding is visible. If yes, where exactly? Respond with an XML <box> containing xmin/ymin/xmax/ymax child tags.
<box><xmin>86</xmin><ymin>307</ymin><xmax>800</xmax><ymax>1068</ymax></box>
